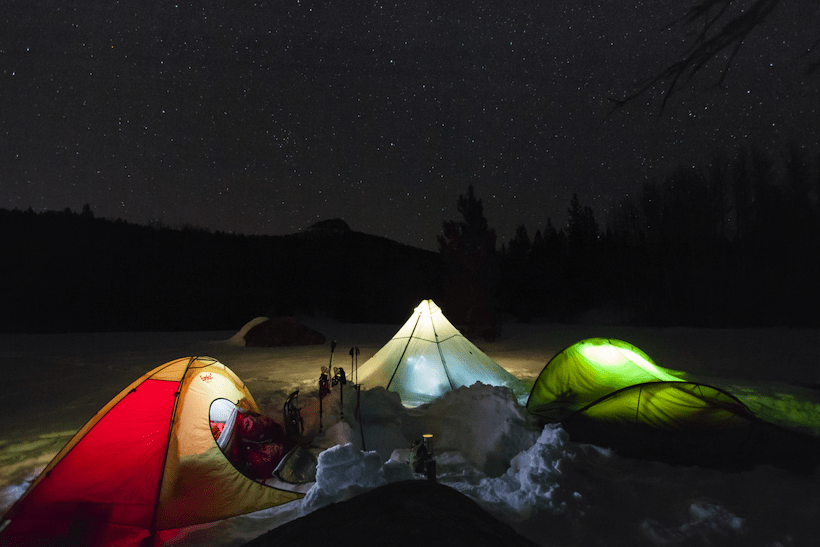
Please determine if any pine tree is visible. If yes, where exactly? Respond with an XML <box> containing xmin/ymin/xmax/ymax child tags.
<box><xmin>438</xmin><ymin>185</ymin><xmax>499</xmax><ymax>340</ymax></box>
<box><xmin>567</xmin><ymin>193</ymin><xmax>599</xmax><ymax>250</ymax></box>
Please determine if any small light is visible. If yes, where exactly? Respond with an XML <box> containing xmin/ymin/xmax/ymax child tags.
<box><xmin>422</xmin><ymin>434</ymin><xmax>434</xmax><ymax>455</ymax></box>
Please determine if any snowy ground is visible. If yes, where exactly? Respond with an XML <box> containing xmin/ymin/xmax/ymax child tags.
<box><xmin>1</xmin><ymin>319</ymin><xmax>819</xmax><ymax>546</ymax></box>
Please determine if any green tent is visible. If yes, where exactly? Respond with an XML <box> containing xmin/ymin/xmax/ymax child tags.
<box><xmin>526</xmin><ymin>338</ymin><xmax>819</xmax><ymax>470</ymax></box>
<box><xmin>526</xmin><ymin>338</ymin><xmax>688</xmax><ymax>421</ymax></box>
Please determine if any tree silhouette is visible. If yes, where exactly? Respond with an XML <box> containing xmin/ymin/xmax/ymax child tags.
<box><xmin>438</xmin><ymin>185</ymin><xmax>499</xmax><ymax>339</ymax></box>
<box><xmin>600</xmin><ymin>143</ymin><xmax>820</xmax><ymax>327</ymax></box>
<box><xmin>499</xmin><ymin>224</ymin><xmax>535</xmax><ymax>321</ymax></box>
<box><xmin>566</xmin><ymin>193</ymin><xmax>600</xmax><ymax>251</ymax></box>
<box><xmin>563</xmin><ymin>194</ymin><xmax>605</xmax><ymax>317</ymax></box>
<box><xmin>612</xmin><ymin>0</ymin><xmax>819</xmax><ymax>112</ymax></box>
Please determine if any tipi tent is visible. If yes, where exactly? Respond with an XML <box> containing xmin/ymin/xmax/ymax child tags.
<box><xmin>1</xmin><ymin>356</ymin><xmax>304</xmax><ymax>547</ymax></box>
<box><xmin>356</xmin><ymin>299</ymin><xmax>520</xmax><ymax>407</ymax></box>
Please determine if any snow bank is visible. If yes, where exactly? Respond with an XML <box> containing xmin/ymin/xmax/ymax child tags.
<box><xmin>295</xmin><ymin>384</ymin><xmax>820</xmax><ymax>547</ymax></box>
<box><xmin>299</xmin><ymin>383</ymin><xmax>540</xmax><ymax>514</ymax></box>
<box><xmin>301</xmin><ymin>443</ymin><xmax>387</xmax><ymax>512</ymax></box>
<box><xmin>420</xmin><ymin>383</ymin><xmax>540</xmax><ymax>477</ymax></box>
<box><xmin>353</xmin><ymin>382</ymin><xmax>539</xmax><ymax>476</ymax></box>
<box><xmin>446</xmin><ymin>425</ymin><xmax>594</xmax><ymax>520</ymax></box>
<box><xmin>439</xmin><ymin>420</ymin><xmax>818</xmax><ymax>547</ymax></box>
<box><xmin>4</xmin><ymin>327</ymin><xmax>820</xmax><ymax>547</ymax></box>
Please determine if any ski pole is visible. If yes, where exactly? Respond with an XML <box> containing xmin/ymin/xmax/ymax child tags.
<box><xmin>357</xmin><ymin>384</ymin><xmax>366</xmax><ymax>451</ymax></box>
<box><xmin>319</xmin><ymin>369</ymin><xmax>323</xmax><ymax>433</ymax></box>
<box><xmin>329</xmin><ymin>340</ymin><xmax>337</xmax><ymax>369</ymax></box>
<box><xmin>320</xmin><ymin>341</ymin><xmax>337</xmax><ymax>433</ymax></box>
<box><xmin>355</xmin><ymin>346</ymin><xmax>363</xmax><ymax>448</ymax></box>
<box><xmin>354</xmin><ymin>346</ymin><xmax>360</xmax><ymax>385</ymax></box>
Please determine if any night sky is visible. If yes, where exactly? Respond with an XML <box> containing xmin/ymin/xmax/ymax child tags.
<box><xmin>3</xmin><ymin>1</ymin><xmax>818</xmax><ymax>250</ymax></box>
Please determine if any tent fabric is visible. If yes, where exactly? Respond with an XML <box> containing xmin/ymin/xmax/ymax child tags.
<box><xmin>526</xmin><ymin>338</ymin><xmax>820</xmax><ymax>471</ymax></box>
<box><xmin>525</xmin><ymin>338</ymin><xmax>754</xmax><ymax>426</ymax></box>
<box><xmin>1</xmin><ymin>357</ymin><xmax>303</xmax><ymax>547</ymax></box>
<box><xmin>526</xmin><ymin>338</ymin><xmax>688</xmax><ymax>422</ymax></box>
<box><xmin>356</xmin><ymin>299</ymin><xmax>519</xmax><ymax>407</ymax></box>
<box><xmin>525</xmin><ymin>338</ymin><xmax>761</xmax><ymax>466</ymax></box>
<box><xmin>565</xmin><ymin>381</ymin><xmax>755</xmax><ymax>437</ymax></box>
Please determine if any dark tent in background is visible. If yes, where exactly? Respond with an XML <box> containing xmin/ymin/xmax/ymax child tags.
<box><xmin>526</xmin><ymin>338</ymin><xmax>820</xmax><ymax>471</ymax></box>
<box><xmin>239</xmin><ymin>317</ymin><xmax>327</xmax><ymax>347</ymax></box>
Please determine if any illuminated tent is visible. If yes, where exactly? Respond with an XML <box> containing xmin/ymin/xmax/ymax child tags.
<box><xmin>1</xmin><ymin>357</ymin><xmax>304</xmax><ymax>547</ymax></box>
<box><xmin>356</xmin><ymin>299</ymin><xmax>519</xmax><ymax>407</ymax></box>
<box><xmin>527</xmin><ymin>337</ymin><xmax>689</xmax><ymax>421</ymax></box>
<box><xmin>526</xmin><ymin>338</ymin><xmax>764</xmax><ymax>466</ymax></box>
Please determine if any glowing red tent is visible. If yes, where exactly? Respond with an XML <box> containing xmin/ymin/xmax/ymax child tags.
<box><xmin>0</xmin><ymin>356</ymin><xmax>304</xmax><ymax>546</ymax></box>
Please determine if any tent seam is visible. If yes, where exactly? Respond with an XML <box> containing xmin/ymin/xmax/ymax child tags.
<box><xmin>429</xmin><ymin>300</ymin><xmax>456</xmax><ymax>391</ymax></box>
<box><xmin>385</xmin><ymin>313</ymin><xmax>421</xmax><ymax>391</ymax></box>
<box><xmin>556</xmin><ymin>380</ymin><xmax>756</xmax><ymax>423</ymax></box>
<box><xmin>146</xmin><ymin>356</ymin><xmax>197</xmax><ymax>544</ymax></box>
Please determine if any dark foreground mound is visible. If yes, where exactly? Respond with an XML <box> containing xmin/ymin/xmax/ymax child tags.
<box><xmin>244</xmin><ymin>480</ymin><xmax>538</xmax><ymax>547</ymax></box>
<box><xmin>244</xmin><ymin>317</ymin><xmax>326</xmax><ymax>347</ymax></box>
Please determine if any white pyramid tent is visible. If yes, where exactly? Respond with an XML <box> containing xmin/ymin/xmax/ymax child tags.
<box><xmin>356</xmin><ymin>299</ymin><xmax>519</xmax><ymax>407</ymax></box>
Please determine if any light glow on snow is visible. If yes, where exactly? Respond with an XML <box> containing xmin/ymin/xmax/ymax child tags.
<box><xmin>2</xmin><ymin>323</ymin><xmax>819</xmax><ymax>547</ymax></box>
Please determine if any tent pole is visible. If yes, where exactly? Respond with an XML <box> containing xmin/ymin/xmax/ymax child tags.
<box><xmin>428</xmin><ymin>303</ymin><xmax>455</xmax><ymax>390</ymax></box>
<box><xmin>355</xmin><ymin>346</ymin><xmax>359</xmax><ymax>385</ymax></box>
<box><xmin>385</xmin><ymin>312</ymin><xmax>421</xmax><ymax>391</ymax></box>
<box><xmin>320</xmin><ymin>341</ymin><xmax>336</xmax><ymax>433</ymax></box>
<box><xmin>356</xmin><ymin>385</ymin><xmax>366</xmax><ymax>451</ymax></box>
<box><xmin>349</xmin><ymin>347</ymin><xmax>355</xmax><ymax>383</ymax></box>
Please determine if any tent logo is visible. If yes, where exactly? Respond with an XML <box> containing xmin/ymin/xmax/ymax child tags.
<box><xmin>201</xmin><ymin>373</ymin><xmax>214</xmax><ymax>382</ymax></box>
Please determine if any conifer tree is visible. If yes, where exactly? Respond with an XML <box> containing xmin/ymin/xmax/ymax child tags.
<box><xmin>438</xmin><ymin>185</ymin><xmax>499</xmax><ymax>340</ymax></box>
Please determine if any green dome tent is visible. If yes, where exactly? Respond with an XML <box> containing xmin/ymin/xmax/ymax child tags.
<box><xmin>526</xmin><ymin>338</ymin><xmax>688</xmax><ymax>422</ymax></box>
<box><xmin>526</xmin><ymin>338</ymin><xmax>820</xmax><ymax>470</ymax></box>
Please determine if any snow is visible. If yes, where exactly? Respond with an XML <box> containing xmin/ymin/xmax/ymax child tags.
<box><xmin>301</xmin><ymin>442</ymin><xmax>388</xmax><ymax>512</ymax></box>
<box><xmin>1</xmin><ymin>320</ymin><xmax>819</xmax><ymax>546</ymax></box>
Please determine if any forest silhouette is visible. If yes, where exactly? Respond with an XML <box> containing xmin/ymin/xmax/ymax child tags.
<box><xmin>490</xmin><ymin>144</ymin><xmax>820</xmax><ymax>330</ymax></box>
<box><xmin>2</xmin><ymin>145</ymin><xmax>818</xmax><ymax>334</ymax></box>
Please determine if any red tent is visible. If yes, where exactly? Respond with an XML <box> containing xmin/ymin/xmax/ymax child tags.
<box><xmin>1</xmin><ymin>356</ymin><xmax>304</xmax><ymax>546</ymax></box>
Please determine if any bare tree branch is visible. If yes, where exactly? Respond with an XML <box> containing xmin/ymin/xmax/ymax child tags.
<box><xmin>610</xmin><ymin>0</ymin><xmax>793</xmax><ymax>115</ymax></box>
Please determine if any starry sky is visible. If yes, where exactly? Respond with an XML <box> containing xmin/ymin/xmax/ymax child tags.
<box><xmin>2</xmin><ymin>0</ymin><xmax>818</xmax><ymax>251</ymax></box>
